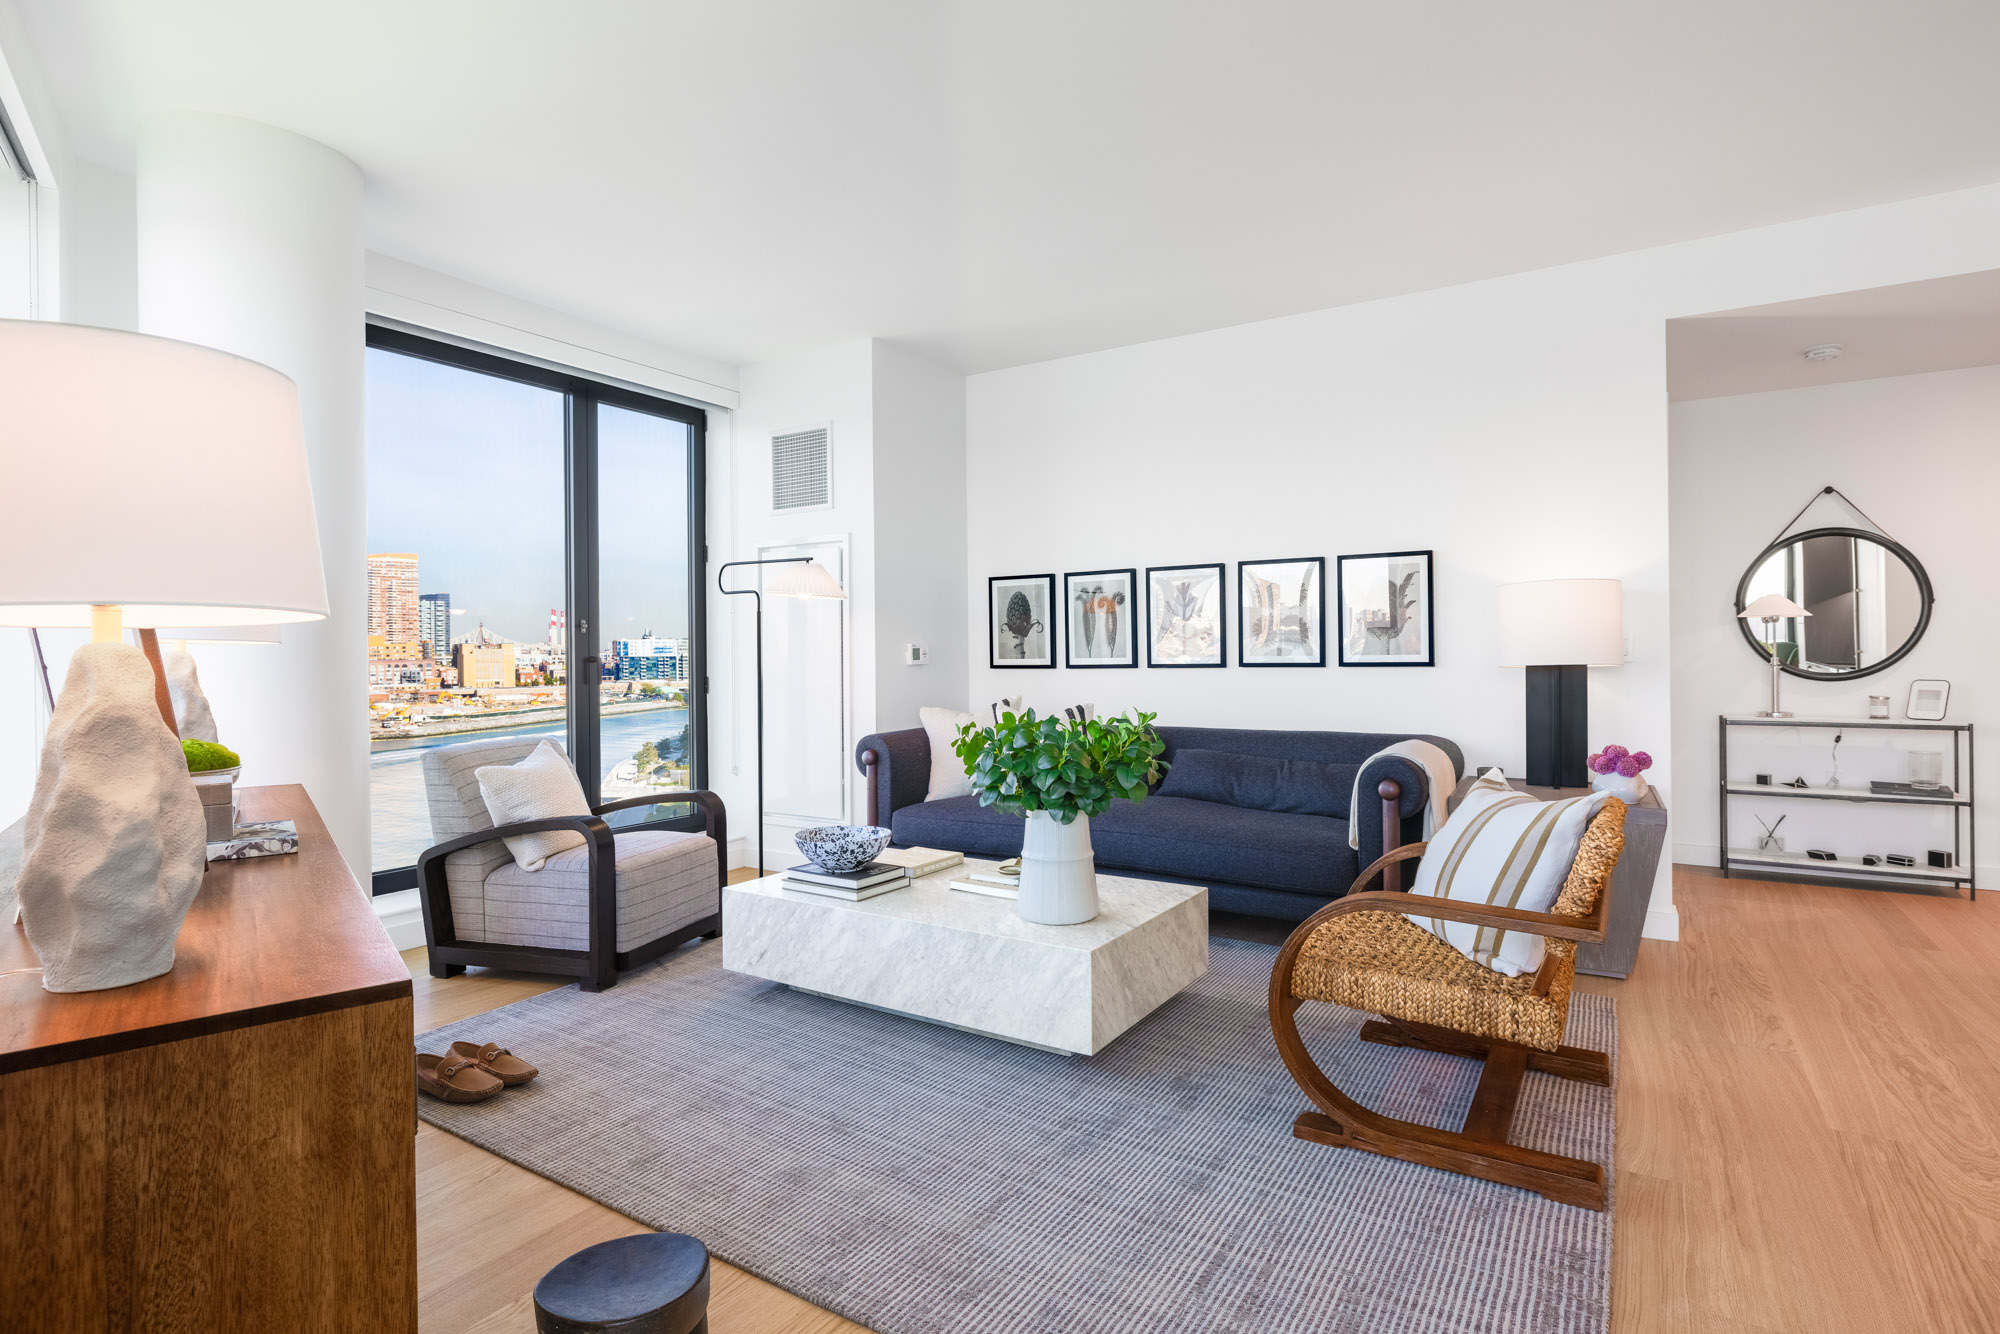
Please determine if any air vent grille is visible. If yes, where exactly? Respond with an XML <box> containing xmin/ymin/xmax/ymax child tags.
<box><xmin>771</xmin><ymin>426</ymin><xmax>831</xmax><ymax>511</ymax></box>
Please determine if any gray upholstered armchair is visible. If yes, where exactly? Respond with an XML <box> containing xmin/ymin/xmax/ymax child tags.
<box><xmin>415</xmin><ymin>736</ymin><xmax>726</xmax><ymax>991</ymax></box>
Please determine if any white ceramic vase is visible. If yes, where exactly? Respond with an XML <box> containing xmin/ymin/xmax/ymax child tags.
<box><xmin>1592</xmin><ymin>770</ymin><xmax>1648</xmax><ymax>804</ymax></box>
<box><xmin>1017</xmin><ymin>810</ymin><xmax>1098</xmax><ymax>925</ymax></box>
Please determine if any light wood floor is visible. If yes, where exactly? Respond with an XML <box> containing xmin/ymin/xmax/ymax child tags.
<box><xmin>408</xmin><ymin>866</ymin><xmax>2000</xmax><ymax>1332</ymax></box>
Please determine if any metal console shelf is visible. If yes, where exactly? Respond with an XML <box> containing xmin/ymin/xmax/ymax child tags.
<box><xmin>1718</xmin><ymin>714</ymin><xmax>1976</xmax><ymax>898</ymax></box>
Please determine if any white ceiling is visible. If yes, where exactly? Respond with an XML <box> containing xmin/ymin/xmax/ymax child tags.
<box><xmin>1667</xmin><ymin>269</ymin><xmax>2000</xmax><ymax>401</ymax></box>
<box><xmin>17</xmin><ymin>1</ymin><xmax>2000</xmax><ymax>373</ymax></box>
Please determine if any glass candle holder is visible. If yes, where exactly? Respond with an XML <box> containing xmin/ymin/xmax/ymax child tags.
<box><xmin>1868</xmin><ymin>695</ymin><xmax>1891</xmax><ymax>720</ymax></box>
<box><xmin>1909</xmin><ymin>751</ymin><xmax>1945</xmax><ymax>790</ymax></box>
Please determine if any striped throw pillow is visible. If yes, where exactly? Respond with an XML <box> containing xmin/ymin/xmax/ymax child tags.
<box><xmin>1403</xmin><ymin>768</ymin><xmax>1609</xmax><ymax>977</ymax></box>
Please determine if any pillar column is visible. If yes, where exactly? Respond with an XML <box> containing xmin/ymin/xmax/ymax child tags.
<box><xmin>137</xmin><ymin>113</ymin><xmax>369</xmax><ymax>878</ymax></box>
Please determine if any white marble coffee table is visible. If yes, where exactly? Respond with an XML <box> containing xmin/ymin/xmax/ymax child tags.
<box><xmin>722</xmin><ymin>861</ymin><xmax>1208</xmax><ymax>1055</ymax></box>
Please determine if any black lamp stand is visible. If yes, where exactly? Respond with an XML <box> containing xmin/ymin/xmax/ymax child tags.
<box><xmin>1524</xmin><ymin>664</ymin><xmax>1589</xmax><ymax>789</ymax></box>
<box><xmin>716</xmin><ymin>556</ymin><xmax>816</xmax><ymax>877</ymax></box>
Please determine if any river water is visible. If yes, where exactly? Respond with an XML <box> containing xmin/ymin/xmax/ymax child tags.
<box><xmin>370</xmin><ymin>705</ymin><xmax>687</xmax><ymax>872</ymax></box>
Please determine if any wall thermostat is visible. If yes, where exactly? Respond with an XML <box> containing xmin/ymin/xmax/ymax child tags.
<box><xmin>904</xmin><ymin>643</ymin><xmax>928</xmax><ymax>665</ymax></box>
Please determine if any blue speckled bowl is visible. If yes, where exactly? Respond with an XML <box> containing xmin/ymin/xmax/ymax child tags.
<box><xmin>794</xmin><ymin>824</ymin><xmax>893</xmax><ymax>873</ymax></box>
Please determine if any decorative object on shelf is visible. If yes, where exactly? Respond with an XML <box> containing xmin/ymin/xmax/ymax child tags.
<box><xmin>1335</xmin><ymin>549</ymin><xmax>1434</xmax><ymax>667</ymax></box>
<box><xmin>1064</xmin><ymin>568</ymin><xmax>1137</xmax><ymax>668</ymax></box>
<box><xmin>1909</xmin><ymin>750</ymin><xmax>1945</xmax><ymax>789</ymax></box>
<box><xmin>1144</xmin><ymin>563</ymin><xmax>1224</xmax><ymax>667</ymax></box>
<box><xmin>1738</xmin><ymin>594</ymin><xmax>1812</xmax><ymax>717</ymax></box>
<box><xmin>1756</xmin><ymin>815</ymin><xmax>1786</xmax><ymax>853</ymax></box>
<box><xmin>793</xmin><ymin>824</ymin><xmax>893</xmax><ymax>874</ymax></box>
<box><xmin>1807</xmin><ymin>848</ymin><xmax>1837</xmax><ymax>861</ymax></box>
<box><xmin>951</xmin><ymin>708</ymin><xmax>1167</xmax><ymax>925</ymax></box>
<box><xmin>1863</xmin><ymin>854</ymin><xmax>1882</xmax><ymax>866</ymax></box>
<box><xmin>186</xmin><ymin>739</ymin><xmax>243</xmax><ymax>843</ymax></box>
<box><xmin>1886</xmin><ymin>854</ymin><xmax>1916</xmax><ymax>868</ymax></box>
<box><xmin>1497</xmin><ymin>578</ymin><xmax>1624</xmax><ymax>788</ymax></box>
<box><xmin>1930</xmin><ymin>850</ymin><xmax>1955</xmax><ymax>869</ymax></box>
<box><xmin>1907</xmin><ymin>679</ymin><xmax>1950</xmax><ymax>721</ymax></box>
<box><xmin>0</xmin><ymin>321</ymin><xmax>328</xmax><ymax>993</ymax></box>
<box><xmin>988</xmin><ymin>573</ymin><xmax>1055</xmax><ymax>668</ymax></box>
<box><xmin>206</xmin><ymin>818</ymin><xmax>300</xmax><ymax>861</ymax></box>
<box><xmin>1785</xmin><ymin>776</ymin><xmax>1810</xmax><ymax>788</ymax></box>
<box><xmin>1755</xmin><ymin>773</ymin><xmax>1773</xmax><ymax>785</ymax></box>
<box><xmin>718</xmin><ymin>556</ymin><xmax>848</xmax><ymax>874</ymax></box>
<box><xmin>1734</xmin><ymin>486</ymin><xmax>1934</xmax><ymax>682</ymax></box>
<box><xmin>1828</xmin><ymin>730</ymin><xmax>1844</xmax><ymax>789</ymax></box>
<box><xmin>1869</xmin><ymin>695</ymin><xmax>1892</xmax><ymax>720</ymax></box>
<box><xmin>1238</xmin><ymin>557</ymin><xmax>1325</xmax><ymax>666</ymax></box>
<box><xmin>1586</xmin><ymin>744</ymin><xmax>1652</xmax><ymax>803</ymax></box>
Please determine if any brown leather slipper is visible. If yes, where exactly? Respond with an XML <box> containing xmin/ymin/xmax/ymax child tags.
<box><xmin>416</xmin><ymin>1052</ymin><xmax>505</xmax><ymax>1103</ymax></box>
<box><xmin>449</xmin><ymin>1040</ymin><xmax>539</xmax><ymax>1087</ymax></box>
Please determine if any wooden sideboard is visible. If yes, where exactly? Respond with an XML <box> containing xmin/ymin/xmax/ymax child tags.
<box><xmin>0</xmin><ymin>785</ymin><xmax>417</xmax><ymax>1332</ymax></box>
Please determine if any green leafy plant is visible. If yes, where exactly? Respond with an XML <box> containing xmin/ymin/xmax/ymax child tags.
<box><xmin>182</xmin><ymin>738</ymin><xmax>241</xmax><ymax>773</ymax></box>
<box><xmin>951</xmin><ymin>709</ymin><xmax>1168</xmax><ymax>824</ymax></box>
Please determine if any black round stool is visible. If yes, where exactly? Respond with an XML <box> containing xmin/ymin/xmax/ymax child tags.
<box><xmin>533</xmin><ymin>1232</ymin><xmax>710</xmax><ymax>1334</ymax></box>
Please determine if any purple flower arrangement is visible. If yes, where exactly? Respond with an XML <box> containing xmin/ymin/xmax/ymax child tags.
<box><xmin>1587</xmin><ymin>744</ymin><xmax>1652</xmax><ymax>779</ymax></box>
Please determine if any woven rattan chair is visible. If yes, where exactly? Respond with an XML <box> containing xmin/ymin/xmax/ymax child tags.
<box><xmin>1267</xmin><ymin>799</ymin><xmax>1626</xmax><ymax>1209</ymax></box>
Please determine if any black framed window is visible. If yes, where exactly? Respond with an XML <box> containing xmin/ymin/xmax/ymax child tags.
<box><xmin>364</xmin><ymin>324</ymin><xmax>708</xmax><ymax>894</ymax></box>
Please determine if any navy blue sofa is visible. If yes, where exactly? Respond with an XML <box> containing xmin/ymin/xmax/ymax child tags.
<box><xmin>853</xmin><ymin>725</ymin><xmax>1464</xmax><ymax>923</ymax></box>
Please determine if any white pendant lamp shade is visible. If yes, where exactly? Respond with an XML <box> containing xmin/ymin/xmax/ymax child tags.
<box><xmin>1496</xmin><ymin>578</ymin><xmax>1624</xmax><ymax>667</ymax></box>
<box><xmin>1739</xmin><ymin>594</ymin><xmax>1811</xmax><ymax>621</ymax></box>
<box><xmin>0</xmin><ymin>321</ymin><xmax>329</xmax><ymax>628</ymax></box>
<box><xmin>764</xmin><ymin>559</ymin><xmax>847</xmax><ymax>599</ymax></box>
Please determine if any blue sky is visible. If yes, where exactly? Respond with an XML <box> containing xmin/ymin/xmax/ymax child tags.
<box><xmin>365</xmin><ymin>347</ymin><xmax>691</xmax><ymax>649</ymax></box>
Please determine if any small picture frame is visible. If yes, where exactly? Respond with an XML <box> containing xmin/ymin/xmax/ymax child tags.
<box><xmin>1239</xmin><ymin>557</ymin><xmax>1325</xmax><ymax>667</ymax></box>
<box><xmin>989</xmin><ymin>574</ymin><xmax>1056</xmax><ymax>668</ymax></box>
<box><xmin>1906</xmin><ymin>679</ymin><xmax>1951</xmax><ymax>721</ymax></box>
<box><xmin>1064</xmin><ymin>568</ymin><xmax>1138</xmax><ymax>668</ymax></box>
<box><xmin>1145</xmin><ymin>563</ymin><xmax>1226</xmax><ymax>668</ymax></box>
<box><xmin>1336</xmin><ymin>549</ymin><xmax>1434</xmax><ymax>667</ymax></box>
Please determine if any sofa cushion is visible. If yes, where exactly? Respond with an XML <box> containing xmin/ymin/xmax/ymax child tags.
<box><xmin>1154</xmin><ymin>748</ymin><xmax>1356</xmax><ymax>818</ymax></box>
<box><xmin>479</xmin><ymin>829</ymin><xmax>718</xmax><ymax>952</ymax></box>
<box><xmin>891</xmin><ymin>796</ymin><xmax>1025</xmax><ymax>860</ymax></box>
<box><xmin>1092</xmin><ymin>797</ymin><xmax>1356</xmax><ymax>897</ymax></box>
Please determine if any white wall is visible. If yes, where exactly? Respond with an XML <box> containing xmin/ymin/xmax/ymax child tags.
<box><xmin>872</xmin><ymin>340</ymin><xmax>970</xmax><ymax>734</ymax></box>
<box><xmin>57</xmin><ymin>156</ymin><xmax>133</xmax><ymax>329</ymax></box>
<box><xmin>1670</xmin><ymin>365</ymin><xmax>1999</xmax><ymax>883</ymax></box>
<box><xmin>966</xmin><ymin>180</ymin><xmax>2000</xmax><ymax>942</ymax></box>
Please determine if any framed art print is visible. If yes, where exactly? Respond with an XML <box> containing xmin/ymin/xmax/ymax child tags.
<box><xmin>1064</xmin><ymin>568</ymin><xmax>1137</xmax><ymax>668</ymax></box>
<box><xmin>989</xmin><ymin>573</ymin><xmax>1056</xmax><ymax>667</ymax></box>
<box><xmin>1906</xmin><ymin>678</ymin><xmax>1950</xmax><ymax>721</ymax></box>
<box><xmin>1238</xmin><ymin>557</ymin><xmax>1325</xmax><ymax>666</ymax></box>
<box><xmin>1145</xmin><ymin>563</ymin><xmax>1226</xmax><ymax>668</ymax></box>
<box><xmin>1337</xmin><ymin>549</ymin><xmax>1434</xmax><ymax>666</ymax></box>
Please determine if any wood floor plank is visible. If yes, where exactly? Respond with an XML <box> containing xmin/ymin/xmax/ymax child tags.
<box><xmin>407</xmin><ymin>864</ymin><xmax>1999</xmax><ymax>1332</ymax></box>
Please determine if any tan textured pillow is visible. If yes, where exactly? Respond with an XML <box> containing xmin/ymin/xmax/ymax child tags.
<box><xmin>474</xmin><ymin>740</ymin><xmax>592</xmax><ymax>871</ymax></box>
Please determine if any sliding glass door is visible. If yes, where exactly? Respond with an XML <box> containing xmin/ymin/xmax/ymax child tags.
<box><xmin>364</xmin><ymin>325</ymin><xmax>706</xmax><ymax>892</ymax></box>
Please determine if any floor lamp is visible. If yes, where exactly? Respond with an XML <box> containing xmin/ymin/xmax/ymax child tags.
<box><xmin>717</xmin><ymin>557</ymin><xmax>848</xmax><ymax>875</ymax></box>
<box><xmin>1497</xmin><ymin>578</ymin><xmax>1624</xmax><ymax>789</ymax></box>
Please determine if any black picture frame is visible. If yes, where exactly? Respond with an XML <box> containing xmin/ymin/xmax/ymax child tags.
<box><xmin>1238</xmin><ymin>557</ymin><xmax>1326</xmax><ymax>667</ymax></box>
<box><xmin>1063</xmin><ymin>568</ymin><xmax>1138</xmax><ymax>668</ymax></box>
<box><xmin>989</xmin><ymin>573</ymin><xmax>1057</xmax><ymax>668</ymax></box>
<box><xmin>1336</xmin><ymin>549</ymin><xmax>1435</xmax><ymax>667</ymax></box>
<box><xmin>1144</xmin><ymin>563</ymin><xmax>1226</xmax><ymax>668</ymax></box>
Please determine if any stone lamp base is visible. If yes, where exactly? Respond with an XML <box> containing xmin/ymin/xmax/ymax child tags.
<box><xmin>16</xmin><ymin>643</ymin><xmax>207</xmax><ymax>993</ymax></box>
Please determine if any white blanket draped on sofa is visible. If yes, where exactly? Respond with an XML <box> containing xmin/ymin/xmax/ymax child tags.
<box><xmin>1347</xmin><ymin>739</ymin><xmax>1459</xmax><ymax>850</ymax></box>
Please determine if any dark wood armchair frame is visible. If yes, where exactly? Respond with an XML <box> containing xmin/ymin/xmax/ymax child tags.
<box><xmin>1268</xmin><ymin>833</ymin><xmax>1617</xmax><ymax>1210</ymax></box>
<box><xmin>417</xmin><ymin>792</ymin><xmax>728</xmax><ymax>992</ymax></box>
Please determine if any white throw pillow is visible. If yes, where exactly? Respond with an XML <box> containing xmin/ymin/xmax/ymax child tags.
<box><xmin>475</xmin><ymin>740</ymin><xmax>593</xmax><ymax>871</ymax></box>
<box><xmin>986</xmin><ymin>696</ymin><xmax>1023</xmax><ymax>725</ymax></box>
<box><xmin>1403</xmin><ymin>768</ymin><xmax>1609</xmax><ymax>977</ymax></box>
<box><xmin>919</xmin><ymin>707</ymin><xmax>978</xmax><ymax>801</ymax></box>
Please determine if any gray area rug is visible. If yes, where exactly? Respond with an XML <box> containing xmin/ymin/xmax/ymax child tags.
<box><xmin>419</xmin><ymin>939</ymin><xmax>1613</xmax><ymax>1333</ymax></box>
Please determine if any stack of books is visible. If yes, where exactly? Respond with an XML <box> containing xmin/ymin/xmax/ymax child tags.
<box><xmin>872</xmin><ymin>846</ymin><xmax>964</xmax><ymax>877</ymax></box>
<box><xmin>947</xmin><ymin>869</ymin><xmax>1022</xmax><ymax>900</ymax></box>
<box><xmin>781</xmin><ymin>862</ymin><xmax>910</xmax><ymax>901</ymax></box>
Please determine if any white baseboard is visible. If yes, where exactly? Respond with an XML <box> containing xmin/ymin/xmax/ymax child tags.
<box><xmin>1642</xmin><ymin>902</ymin><xmax>1680</xmax><ymax>942</ymax></box>
<box><xmin>373</xmin><ymin>887</ymin><xmax>426</xmax><ymax>952</ymax></box>
<box><xmin>1674</xmin><ymin>842</ymin><xmax>1720</xmax><ymax>868</ymax></box>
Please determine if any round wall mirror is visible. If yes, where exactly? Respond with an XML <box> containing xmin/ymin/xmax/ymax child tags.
<box><xmin>1735</xmin><ymin>526</ymin><xmax>1933</xmax><ymax>679</ymax></box>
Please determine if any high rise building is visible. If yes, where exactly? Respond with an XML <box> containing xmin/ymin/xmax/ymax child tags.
<box><xmin>418</xmin><ymin>592</ymin><xmax>451</xmax><ymax>660</ymax></box>
<box><xmin>609</xmin><ymin>633</ymin><xmax>690</xmax><ymax>682</ymax></box>
<box><xmin>366</xmin><ymin>553</ymin><xmax>420</xmax><ymax>644</ymax></box>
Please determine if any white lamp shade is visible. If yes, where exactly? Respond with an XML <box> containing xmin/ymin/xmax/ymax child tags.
<box><xmin>765</xmin><ymin>560</ymin><xmax>847</xmax><ymax>599</ymax></box>
<box><xmin>156</xmin><ymin>624</ymin><xmax>285</xmax><ymax>645</ymax></box>
<box><xmin>0</xmin><ymin>321</ymin><xmax>329</xmax><ymax>628</ymax></box>
<box><xmin>1497</xmin><ymin>578</ymin><xmax>1624</xmax><ymax>667</ymax></box>
<box><xmin>1739</xmin><ymin>594</ymin><xmax>1811</xmax><ymax>620</ymax></box>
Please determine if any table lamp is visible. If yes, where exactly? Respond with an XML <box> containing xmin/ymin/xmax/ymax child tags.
<box><xmin>0</xmin><ymin>321</ymin><xmax>328</xmax><ymax>992</ymax></box>
<box><xmin>1738</xmin><ymin>594</ymin><xmax>1811</xmax><ymax>718</ymax></box>
<box><xmin>1497</xmin><ymin>578</ymin><xmax>1624</xmax><ymax>788</ymax></box>
<box><xmin>716</xmin><ymin>556</ymin><xmax>847</xmax><ymax>875</ymax></box>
